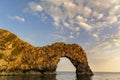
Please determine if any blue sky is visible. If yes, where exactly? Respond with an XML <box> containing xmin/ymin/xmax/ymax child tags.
<box><xmin>0</xmin><ymin>0</ymin><xmax>120</xmax><ymax>72</ymax></box>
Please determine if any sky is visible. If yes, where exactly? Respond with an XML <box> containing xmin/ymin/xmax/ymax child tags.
<box><xmin>0</xmin><ymin>0</ymin><xmax>120</xmax><ymax>72</ymax></box>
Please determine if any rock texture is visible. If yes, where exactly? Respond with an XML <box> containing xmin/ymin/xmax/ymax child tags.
<box><xmin>0</xmin><ymin>29</ymin><xmax>93</xmax><ymax>76</ymax></box>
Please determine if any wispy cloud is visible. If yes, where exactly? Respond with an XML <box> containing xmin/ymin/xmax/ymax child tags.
<box><xmin>69</xmin><ymin>32</ymin><xmax>75</xmax><ymax>39</ymax></box>
<box><xmin>9</xmin><ymin>16</ymin><xmax>25</xmax><ymax>22</ymax></box>
<box><xmin>24</xmin><ymin>0</ymin><xmax>120</xmax><ymax>41</ymax></box>
<box><xmin>24</xmin><ymin>0</ymin><xmax>120</xmax><ymax>46</ymax></box>
<box><xmin>28</xmin><ymin>2</ymin><xmax>43</xmax><ymax>12</ymax></box>
<box><xmin>24</xmin><ymin>2</ymin><xmax>43</xmax><ymax>15</ymax></box>
<box><xmin>51</xmin><ymin>34</ymin><xmax>67</xmax><ymax>42</ymax></box>
<box><xmin>88</xmin><ymin>30</ymin><xmax>120</xmax><ymax>54</ymax></box>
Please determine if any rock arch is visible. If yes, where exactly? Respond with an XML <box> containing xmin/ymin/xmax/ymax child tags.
<box><xmin>40</xmin><ymin>42</ymin><xmax>93</xmax><ymax>76</ymax></box>
<box><xmin>0</xmin><ymin>29</ymin><xmax>93</xmax><ymax>76</ymax></box>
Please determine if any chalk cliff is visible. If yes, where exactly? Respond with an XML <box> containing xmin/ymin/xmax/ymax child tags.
<box><xmin>0</xmin><ymin>29</ymin><xmax>93</xmax><ymax>76</ymax></box>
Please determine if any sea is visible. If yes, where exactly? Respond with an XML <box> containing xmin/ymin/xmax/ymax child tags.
<box><xmin>0</xmin><ymin>72</ymin><xmax>120</xmax><ymax>80</ymax></box>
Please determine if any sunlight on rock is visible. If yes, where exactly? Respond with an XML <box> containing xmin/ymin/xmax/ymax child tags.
<box><xmin>0</xmin><ymin>29</ymin><xmax>93</xmax><ymax>76</ymax></box>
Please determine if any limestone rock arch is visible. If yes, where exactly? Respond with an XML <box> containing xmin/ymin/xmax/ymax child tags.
<box><xmin>0</xmin><ymin>29</ymin><xmax>93</xmax><ymax>76</ymax></box>
<box><xmin>41</xmin><ymin>42</ymin><xmax>93</xmax><ymax>76</ymax></box>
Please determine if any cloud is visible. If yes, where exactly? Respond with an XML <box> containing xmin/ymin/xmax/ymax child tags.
<box><xmin>92</xmin><ymin>11</ymin><xmax>103</xmax><ymax>19</ymax></box>
<box><xmin>24</xmin><ymin>0</ymin><xmax>120</xmax><ymax>40</ymax></box>
<box><xmin>92</xmin><ymin>33</ymin><xmax>99</xmax><ymax>39</ymax></box>
<box><xmin>24</xmin><ymin>2</ymin><xmax>43</xmax><ymax>15</ymax></box>
<box><xmin>39</xmin><ymin>0</ymin><xmax>93</xmax><ymax>32</ymax></box>
<box><xmin>69</xmin><ymin>32</ymin><xmax>75</xmax><ymax>39</ymax></box>
<box><xmin>69</xmin><ymin>35</ymin><xmax>74</xmax><ymax>39</ymax></box>
<box><xmin>87</xmin><ymin>27</ymin><xmax>120</xmax><ymax>55</ymax></box>
<box><xmin>28</xmin><ymin>2</ymin><xmax>43</xmax><ymax>12</ymax></box>
<box><xmin>107</xmin><ymin>15</ymin><xmax>118</xmax><ymax>24</ymax></box>
<box><xmin>51</xmin><ymin>34</ymin><xmax>67</xmax><ymax>42</ymax></box>
<box><xmin>83</xmin><ymin>7</ymin><xmax>92</xmax><ymax>16</ymax></box>
<box><xmin>9</xmin><ymin>16</ymin><xmax>25</xmax><ymax>22</ymax></box>
<box><xmin>79</xmin><ymin>22</ymin><xmax>92</xmax><ymax>31</ymax></box>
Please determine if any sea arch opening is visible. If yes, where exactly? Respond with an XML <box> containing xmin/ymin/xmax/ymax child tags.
<box><xmin>56</xmin><ymin>57</ymin><xmax>76</xmax><ymax>72</ymax></box>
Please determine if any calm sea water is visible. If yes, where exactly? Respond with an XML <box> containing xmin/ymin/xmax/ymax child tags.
<box><xmin>0</xmin><ymin>72</ymin><xmax>120</xmax><ymax>80</ymax></box>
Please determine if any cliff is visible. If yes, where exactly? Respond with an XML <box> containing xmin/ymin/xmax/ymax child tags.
<box><xmin>0</xmin><ymin>29</ymin><xmax>93</xmax><ymax>76</ymax></box>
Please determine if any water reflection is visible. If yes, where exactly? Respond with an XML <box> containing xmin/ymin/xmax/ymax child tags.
<box><xmin>0</xmin><ymin>74</ymin><xmax>56</xmax><ymax>80</ymax></box>
<box><xmin>0</xmin><ymin>74</ymin><xmax>92</xmax><ymax>80</ymax></box>
<box><xmin>76</xmin><ymin>74</ymin><xmax>92</xmax><ymax>80</ymax></box>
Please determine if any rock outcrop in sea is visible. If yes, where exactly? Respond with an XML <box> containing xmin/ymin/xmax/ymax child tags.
<box><xmin>0</xmin><ymin>29</ymin><xmax>93</xmax><ymax>76</ymax></box>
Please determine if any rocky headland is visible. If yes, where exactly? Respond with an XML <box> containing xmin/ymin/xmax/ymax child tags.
<box><xmin>0</xmin><ymin>29</ymin><xmax>93</xmax><ymax>76</ymax></box>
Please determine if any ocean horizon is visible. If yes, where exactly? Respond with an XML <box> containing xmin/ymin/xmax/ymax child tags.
<box><xmin>0</xmin><ymin>71</ymin><xmax>120</xmax><ymax>80</ymax></box>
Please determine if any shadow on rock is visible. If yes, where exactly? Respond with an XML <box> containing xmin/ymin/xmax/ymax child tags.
<box><xmin>76</xmin><ymin>74</ymin><xmax>92</xmax><ymax>80</ymax></box>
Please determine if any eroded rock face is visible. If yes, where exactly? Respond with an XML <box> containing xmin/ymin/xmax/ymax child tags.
<box><xmin>0</xmin><ymin>29</ymin><xmax>93</xmax><ymax>76</ymax></box>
